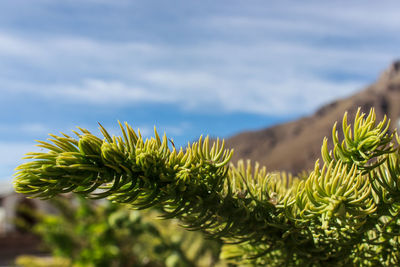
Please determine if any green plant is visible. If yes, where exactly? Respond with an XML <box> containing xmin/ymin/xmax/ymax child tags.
<box><xmin>14</xmin><ymin>108</ymin><xmax>400</xmax><ymax>266</ymax></box>
<box><xmin>15</xmin><ymin>255</ymin><xmax>70</xmax><ymax>267</ymax></box>
<box><xmin>16</xmin><ymin>196</ymin><xmax>223</xmax><ymax>267</ymax></box>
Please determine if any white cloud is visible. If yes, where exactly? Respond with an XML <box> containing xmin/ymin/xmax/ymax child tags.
<box><xmin>1</xmin><ymin>27</ymin><xmax>386</xmax><ymax>115</ymax></box>
<box><xmin>0</xmin><ymin>34</ymin><xmax>45</xmax><ymax>59</ymax></box>
<box><xmin>1</xmin><ymin>1</ymin><xmax>399</xmax><ymax>116</ymax></box>
<box><xmin>0</xmin><ymin>31</ymin><xmax>161</xmax><ymax>71</ymax></box>
<box><xmin>0</xmin><ymin>123</ymin><xmax>49</xmax><ymax>135</ymax></box>
<box><xmin>53</xmin><ymin>79</ymin><xmax>173</xmax><ymax>104</ymax></box>
<box><xmin>290</xmin><ymin>1</ymin><xmax>400</xmax><ymax>30</ymax></box>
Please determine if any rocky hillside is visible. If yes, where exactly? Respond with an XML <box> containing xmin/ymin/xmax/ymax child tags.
<box><xmin>226</xmin><ymin>61</ymin><xmax>400</xmax><ymax>174</ymax></box>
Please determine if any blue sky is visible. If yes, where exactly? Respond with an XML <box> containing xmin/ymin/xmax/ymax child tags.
<box><xmin>1</xmin><ymin>0</ymin><xmax>400</xmax><ymax>184</ymax></box>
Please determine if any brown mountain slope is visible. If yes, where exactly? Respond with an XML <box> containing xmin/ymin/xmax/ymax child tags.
<box><xmin>226</xmin><ymin>61</ymin><xmax>400</xmax><ymax>174</ymax></box>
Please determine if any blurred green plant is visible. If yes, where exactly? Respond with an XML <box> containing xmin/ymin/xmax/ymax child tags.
<box><xmin>16</xmin><ymin>196</ymin><xmax>224</xmax><ymax>267</ymax></box>
<box><xmin>13</xmin><ymin>107</ymin><xmax>400</xmax><ymax>266</ymax></box>
<box><xmin>16</xmin><ymin>255</ymin><xmax>70</xmax><ymax>267</ymax></box>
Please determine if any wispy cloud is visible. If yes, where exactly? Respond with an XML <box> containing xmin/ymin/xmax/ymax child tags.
<box><xmin>205</xmin><ymin>2</ymin><xmax>400</xmax><ymax>36</ymax></box>
<box><xmin>1</xmin><ymin>2</ymin><xmax>400</xmax><ymax>116</ymax></box>
<box><xmin>54</xmin><ymin>79</ymin><xmax>173</xmax><ymax>104</ymax></box>
<box><xmin>0</xmin><ymin>123</ymin><xmax>49</xmax><ymax>135</ymax></box>
<box><xmin>0</xmin><ymin>28</ymin><xmax>393</xmax><ymax>115</ymax></box>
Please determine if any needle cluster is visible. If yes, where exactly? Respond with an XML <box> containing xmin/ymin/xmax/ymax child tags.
<box><xmin>14</xmin><ymin>108</ymin><xmax>400</xmax><ymax>266</ymax></box>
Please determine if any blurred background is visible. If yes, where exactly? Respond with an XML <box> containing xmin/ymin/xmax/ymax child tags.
<box><xmin>1</xmin><ymin>0</ymin><xmax>400</xmax><ymax>265</ymax></box>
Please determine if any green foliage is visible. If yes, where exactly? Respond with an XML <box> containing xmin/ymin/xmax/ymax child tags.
<box><xmin>16</xmin><ymin>255</ymin><xmax>70</xmax><ymax>267</ymax></box>
<box><xmin>13</xmin><ymin>107</ymin><xmax>400</xmax><ymax>266</ymax></box>
<box><xmin>18</xmin><ymin>196</ymin><xmax>223</xmax><ymax>267</ymax></box>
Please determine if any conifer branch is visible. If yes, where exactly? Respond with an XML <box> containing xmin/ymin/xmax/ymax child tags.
<box><xmin>13</xmin><ymin>108</ymin><xmax>400</xmax><ymax>266</ymax></box>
